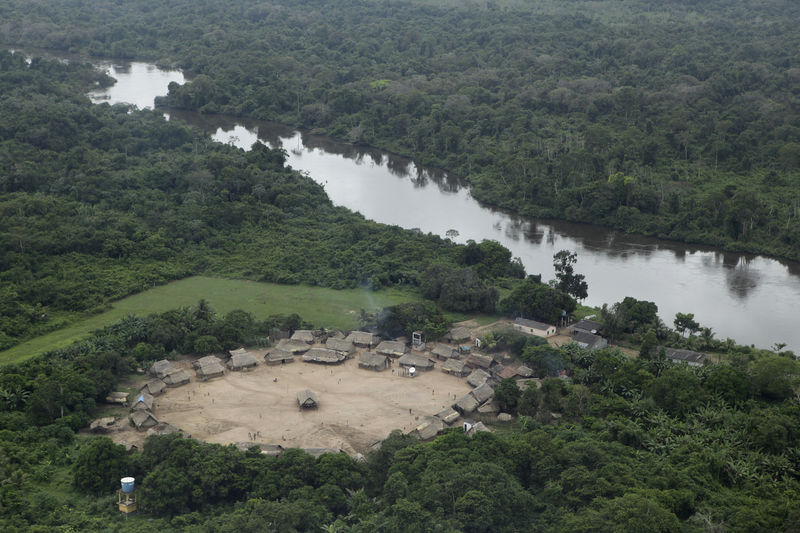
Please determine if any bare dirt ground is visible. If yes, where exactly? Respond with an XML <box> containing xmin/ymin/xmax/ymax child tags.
<box><xmin>109</xmin><ymin>350</ymin><xmax>471</xmax><ymax>454</ymax></box>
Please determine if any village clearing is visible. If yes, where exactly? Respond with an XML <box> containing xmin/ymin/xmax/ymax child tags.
<box><xmin>113</xmin><ymin>350</ymin><xmax>472</xmax><ymax>454</ymax></box>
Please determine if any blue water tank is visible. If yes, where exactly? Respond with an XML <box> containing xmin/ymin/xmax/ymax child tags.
<box><xmin>121</xmin><ymin>477</ymin><xmax>135</xmax><ymax>493</ymax></box>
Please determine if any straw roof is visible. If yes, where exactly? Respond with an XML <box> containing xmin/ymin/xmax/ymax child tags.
<box><xmin>325</xmin><ymin>338</ymin><xmax>355</xmax><ymax>355</ymax></box>
<box><xmin>193</xmin><ymin>355</ymin><xmax>223</xmax><ymax>369</ymax></box>
<box><xmin>140</xmin><ymin>379</ymin><xmax>166</xmax><ymax>396</ymax></box>
<box><xmin>264</xmin><ymin>349</ymin><xmax>295</xmax><ymax>365</ymax></box>
<box><xmin>431</xmin><ymin>343</ymin><xmax>456</xmax><ymax>360</ymax></box>
<box><xmin>162</xmin><ymin>369</ymin><xmax>190</xmax><ymax>387</ymax></box>
<box><xmin>375</xmin><ymin>340</ymin><xmax>407</xmax><ymax>357</ymax></box>
<box><xmin>466</xmin><ymin>368</ymin><xmax>491</xmax><ymax>387</ymax></box>
<box><xmin>412</xmin><ymin>416</ymin><xmax>444</xmax><ymax>440</ymax></box>
<box><xmin>435</xmin><ymin>408</ymin><xmax>460</xmax><ymax>425</ymax></box>
<box><xmin>227</xmin><ymin>351</ymin><xmax>259</xmax><ymax>370</ymax></box>
<box><xmin>297</xmin><ymin>389</ymin><xmax>319</xmax><ymax>408</ymax></box>
<box><xmin>472</xmin><ymin>382</ymin><xmax>495</xmax><ymax>404</ymax></box>
<box><xmin>398</xmin><ymin>353</ymin><xmax>435</xmax><ymax>370</ymax></box>
<box><xmin>150</xmin><ymin>359</ymin><xmax>176</xmax><ymax>378</ymax></box>
<box><xmin>345</xmin><ymin>331</ymin><xmax>378</xmax><ymax>347</ymax></box>
<box><xmin>196</xmin><ymin>359</ymin><xmax>225</xmax><ymax>380</ymax></box>
<box><xmin>275</xmin><ymin>339</ymin><xmax>312</xmax><ymax>354</ymax></box>
<box><xmin>302</xmin><ymin>348</ymin><xmax>346</xmax><ymax>364</ymax></box>
<box><xmin>466</xmin><ymin>353</ymin><xmax>494</xmax><ymax>369</ymax></box>
<box><xmin>453</xmin><ymin>393</ymin><xmax>479</xmax><ymax>415</ymax></box>
<box><xmin>291</xmin><ymin>330</ymin><xmax>316</xmax><ymax>344</ymax></box>
<box><xmin>132</xmin><ymin>392</ymin><xmax>154</xmax><ymax>411</ymax></box>
<box><xmin>446</xmin><ymin>326</ymin><xmax>472</xmax><ymax>342</ymax></box>
<box><xmin>441</xmin><ymin>358</ymin><xmax>468</xmax><ymax>377</ymax></box>
<box><xmin>358</xmin><ymin>352</ymin><xmax>389</xmax><ymax>371</ymax></box>
<box><xmin>130</xmin><ymin>410</ymin><xmax>159</xmax><ymax>429</ymax></box>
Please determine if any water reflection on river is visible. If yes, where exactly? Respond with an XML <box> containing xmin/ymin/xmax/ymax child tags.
<box><xmin>95</xmin><ymin>64</ymin><xmax>800</xmax><ymax>352</ymax></box>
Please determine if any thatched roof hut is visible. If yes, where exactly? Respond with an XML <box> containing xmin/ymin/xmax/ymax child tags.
<box><xmin>467</xmin><ymin>369</ymin><xmax>491</xmax><ymax>387</ymax></box>
<box><xmin>431</xmin><ymin>343</ymin><xmax>456</xmax><ymax>360</ymax></box>
<box><xmin>105</xmin><ymin>391</ymin><xmax>129</xmax><ymax>406</ymax></box>
<box><xmin>472</xmin><ymin>382</ymin><xmax>495</xmax><ymax>404</ymax></box>
<box><xmin>130</xmin><ymin>410</ymin><xmax>159</xmax><ymax>429</ymax></box>
<box><xmin>345</xmin><ymin>331</ymin><xmax>378</xmax><ymax>348</ymax></box>
<box><xmin>297</xmin><ymin>389</ymin><xmax>319</xmax><ymax>409</ymax></box>
<box><xmin>325</xmin><ymin>338</ymin><xmax>355</xmax><ymax>357</ymax></box>
<box><xmin>146</xmin><ymin>422</ymin><xmax>184</xmax><ymax>438</ymax></box>
<box><xmin>441</xmin><ymin>358</ymin><xmax>469</xmax><ymax>377</ymax></box>
<box><xmin>227</xmin><ymin>351</ymin><xmax>259</xmax><ymax>371</ymax></box>
<box><xmin>435</xmin><ymin>407</ymin><xmax>460</xmax><ymax>425</ymax></box>
<box><xmin>291</xmin><ymin>330</ymin><xmax>316</xmax><ymax>344</ymax></box>
<box><xmin>358</xmin><ymin>352</ymin><xmax>389</xmax><ymax>371</ymax></box>
<box><xmin>453</xmin><ymin>393</ymin><xmax>480</xmax><ymax>415</ymax></box>
<box><xmin>193</xmin><ymin>355</ymin><xmax>222</xmax><ymax>369</ymax></box>
<box><xmin>275</xmin><ymin>339</ymin><xmax>312</xmax><ymax>354</ymax></box>
<box><xmin>162</xmin><ymin>369</ymin><xmax>190</xmax><ymax>387</ymax></box>
<box><xmin>477</xmin><ymin>400</ymin><xmax>500</xmax><ymax>415</ymax></box>
<box><xmin>411</xmin><ymin>416</ymin><xmax>445</xmax><ymax>440</ymax></box>
<box><xmin>375</xmin><ymin>340</ymin><xmax>407</xmax><ymax>358</ymax></box>
<box><xmin>467</xmin><ymin>421</ymin><xmax>491</xmax><ymax>436</ymax></box>
<box><xmin>445</xmin><ymin>326</ymin><xmax>472</xmax><ymax>343</ymax></box>
<box><xmin>132</xmin><ymin>392</ymin><xmax>154</xmax><ymax>411</ymax></box>
<box><xmin>302</xmin><ymin>348</ymin><xmax>345</xmax><ymax>364</ymax></box>
<box><xmin>466</xmin><ymin>352</ymin><xmax>494</xmax><ymax>369</ymax></box>
<box><xmin>264</xmin><ymin>349</ymin><xmax>295</xmax><ymax>365</ymax></box>
<box><xmin>196</xmin><ymin>359</ymin><xmax>225</xmax><ymax>380</ymax></box>
<box><xmin>228</xmin><ymin>348</ymin><xmax>249</xmax><ymax>359</ymax></box>
<box><xmin>398</xmin><ymin>353</ymin><xmax>435</xmax><ymax>370</ymax></box>
<box><xmin>150</xmin><ymin>359</ymin><xmax>176</xmax><ymax>379</ymax></box>
<box><xmin>140</xmin><ymin>379</ymin><xmax>166</xmax><ymax>396</ymax></box>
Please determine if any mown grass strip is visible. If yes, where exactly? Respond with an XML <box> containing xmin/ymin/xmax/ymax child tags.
<box><xmin>0</xmin><ymin>276</ymin><xmax>419</xmax><ymax>365</ymax></box>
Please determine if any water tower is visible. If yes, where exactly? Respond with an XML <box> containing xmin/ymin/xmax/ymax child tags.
<box><xmin>117</xmin><ymin>477</ymin><xmax>137</xmax><ymax>514</ymax></box>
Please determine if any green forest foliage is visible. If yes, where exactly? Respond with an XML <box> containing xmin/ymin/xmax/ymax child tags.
<box><xmin>1</xmin><ymin>0</ymin><xmax>797</xmax><ymax>258</ymax></box>
<box><xmin>0</xmin><ymin>51</ymin><xmax>527</xmax><ymax>350</ymax></box>
<box><xmin>2</xmin><ymin>306</ymin><xmax>800</xmax><ymax>531</ymax></box>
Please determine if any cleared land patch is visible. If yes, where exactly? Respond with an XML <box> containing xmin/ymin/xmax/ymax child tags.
<box><xmin>0</xmin><ymin>276</ymin><xmax>418</xmax><ymax>365</ymax></box>
<box><xmin>112</xmin><ymin>351</ymin><xmax>472</xmax><ymax>454</ymax></box>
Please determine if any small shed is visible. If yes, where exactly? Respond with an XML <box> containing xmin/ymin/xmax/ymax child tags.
<box><xmin>105</xmin><ymin>391</ymin><xmax>129</xmax><ymax>406</ymax></box>
<box><xmin>297</xmin><ymin>389</ymin><xmax>319</xmax><ymax>409</ymax></box>
<box><xmin>291</xmin><ymin>330</ymin><xmax>316</xmax><ymax>344</ymax></box>
<box><xmin>441</xmin><ymin>358</ymin><xmax>469</xmax><ymax>377</ymax></box>
<box><xmin>572</xmin><ymin>319</ymin><xmax>603</xmax><ymax>335</ymax></box>
<box><xmin>466</xmin><ymin>352</ymin><xmax>494</xmax><ymax>370</ymax></box>
<box><xmin>325</xmin><ymin>338</ymin><xmax>356</xmax><ymax>358</ymax></box>
<box><xmin>431</xmin><ymin>343</ymin><xmax>456</xmax><ymax>360</ymax></box>
<box><xmin>90</xmin><ymin>417</ymin><xmax>117</xmax><ymax>433</ymax></box>
<box><xmin>345</xmin><ymin>331</ymin><xmax>378</xmax><ymax>348</ymax></box>
<box><xmin>132</xmin><ymin>392</ymin><xmax>154</xmax><ymax>411</ymax></box>
<box><xmin>275</xmin><ymin>339</ymin><xmax>312</xmax><ymax>354</ymax></box>
<box><xmin>140</xmin><ymin>379</ymin><xmax>166</xmax><ymax>396</ymax></box>
<box><xmin>513</xmin><ymin>317</ymin><xmax>557</xmax><ymax>338</ymax></box>
<box><xmin>467</xmin><ymin>421</ymin><xmax>491</xmax><ymax>437</ymax></box>
<box><xmin>467</xmin><ymin>368</ymin><xmax>491</xmax><ymax>387</ymax></box>
<box><xmin>130</xmin><ymin>410</ymin><xmax>159</xmax><ymax>430</ymax></box>
<box><xmin>445</xmin><ymin>326</ymin><xmax>472</xmax><ymax>343</ymax></box>
<box><xmin>398</xmin><ymin>353</ymin><xmax>435</xmax><ymax>371</ymax></box>
<box><xmin>477</xmin><ymin>400</ymin><xmax>500</xmax><ymax>415</ymax></box>
<box><xmin>302</xmin><ymin>348</ymin><xmax>346</xmax><ymax>364</ymax></box>
<box><xmin>659</xmin><ymin>347</ymin><xmax>712</xmax><ymax>367</ymax></box>
<box><xmin>228</xmin><ymin>351</ymin><xmax>259</xmax><ymax>371</ymax></box>
<box><xmin>358</xmin><ymin>352</ymin><xmax>389</xmax><ymax>371</ymax></box>
<box><xmin>196</xmin><ymin>359</ymin><xmax>225</xmax><ymax>380</ymax></box>
<box><xmin>162</xmin><ymin>369</ymin><xmax>190</xmax><ymax>387</ymax></box>
<box><xmin>375</xmin><ymin>340</ymin><xmax>407</xmax><ymax>358</ymax></box>
<box><xmin>571</xmin><ymin>331</ymin><xmax>608</xmax><ymax>351</ymax></box>
<box><xmin>264</xmin><ymin>349</ymin><xmax>295</xmax><ymax>365</ymax></box>
<box><xmin>150</xmin><ymin>359</ymin><xmax>176</xmax><ymax>379</ymax></box>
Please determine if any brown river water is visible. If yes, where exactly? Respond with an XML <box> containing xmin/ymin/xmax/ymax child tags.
<box><xmin>87</xmin><ymin>61</ymin><xmax>800</xmax><ymax>352</ymax></box>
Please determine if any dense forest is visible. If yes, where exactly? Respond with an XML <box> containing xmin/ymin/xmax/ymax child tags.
<box><xmin>0</xmin><ymin>51</ymin><xmax>529</xmax><ymax>349</ymax></box>
<box><xmin>1</xmin><ymin>302</ymin><xmax>799</xmax><ymax>531</ymax></box>
<box><xmin>1</xmin><ymin>0</ymin><xmax>798</xmax><ymax>259</ymax></box>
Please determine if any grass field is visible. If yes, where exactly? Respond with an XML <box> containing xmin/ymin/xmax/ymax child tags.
<box><xmin>0</xmin><ymin>276</ymin><xmax>420</xmax><ymax>365</ymax></box>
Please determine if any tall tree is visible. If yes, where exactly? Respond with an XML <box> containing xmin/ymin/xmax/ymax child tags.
<box><xmin>553</xmin><ymin>250</ymin><xmax>588</xmax><ymax>300</ymax></box>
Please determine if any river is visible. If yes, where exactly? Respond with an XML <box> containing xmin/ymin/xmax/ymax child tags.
<box><xmin>88</xmin><ymin>60</ymin><xmax>800</xmax><ymax>352</ymax></box>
